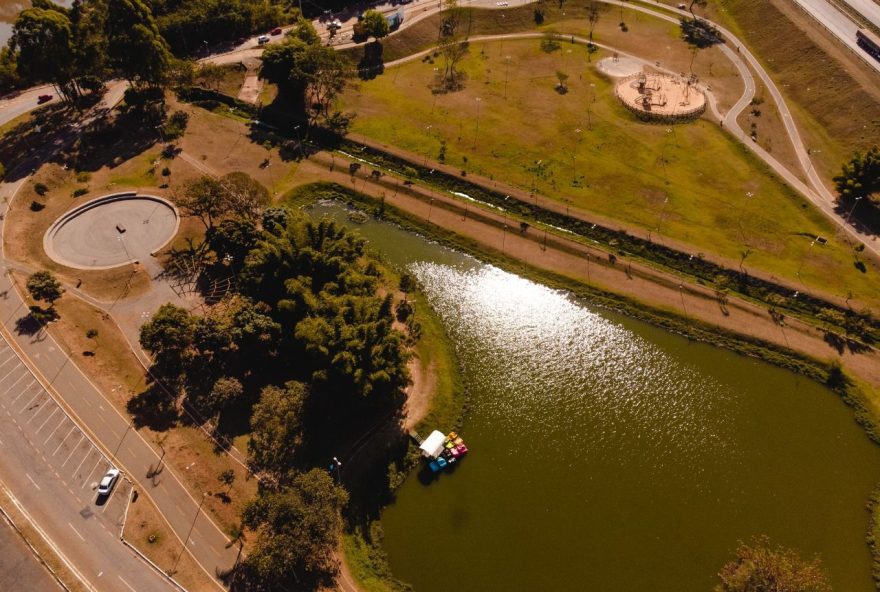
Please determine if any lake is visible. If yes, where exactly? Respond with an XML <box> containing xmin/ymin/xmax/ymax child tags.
<box><xmin>312</xmin><ymin>201</ymin><xmax>880</xmax><ymax>591</ymax></box>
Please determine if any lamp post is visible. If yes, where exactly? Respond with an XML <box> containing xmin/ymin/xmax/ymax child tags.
<box><xmin>173</xmin><ymin>492</ymin><xmax>208</xmax><ymax>573</ymax></box>
<box><xmin>332</xmin><ymin>457</ymin><xmax>343</xmax><ymax>484</ymax></box>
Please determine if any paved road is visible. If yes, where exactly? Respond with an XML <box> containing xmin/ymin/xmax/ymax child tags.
<box><xmin>0</xmin><ymin>507</ymin><xmax>64</xmax><ymax>591</ymax></box>
<box><xmin>843</xmin><ymin>0</ymin><xmax>880</xmax><ymax>28</ymax></box>
<box><xmin>791</xmin><ymin>0</ymin><xmax>880</xmax><ymax>74</ymax></box>
<box><xmin>0</xmin><ymin>331</ymin><xmax>174</xmax><ymax>592</ymax></box>
<box><xmin>0</xmin><ymin>85</ymin><xmax>58</xmax><ymax>127</ymax></box>
<box><xmin>0</xmin><ymin>94</ymin><xmax>235</xmax><ymax>588</ymax></box>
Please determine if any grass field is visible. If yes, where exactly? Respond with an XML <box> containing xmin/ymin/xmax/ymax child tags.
<box><xmin>339</xmin><ymin>38</ymin><xmax>880</xmax><ymax>309</ymax></box>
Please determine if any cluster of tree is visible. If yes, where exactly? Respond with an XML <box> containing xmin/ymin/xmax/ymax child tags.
<box><xmin>151</xmin><ymin>0</ymin><xmax>288</xmax><ymax>55</ymax></box>
<box><xmin>834</xmin><ymin>146</ymin><xmax>879</xmax><ymax>207</ymax></box>
<box><xmin>436</xmin><ymin>0</ymin><xmax>470</xmax><ymax>92</ymax></box>
<box><xmin>260</xmin><ymin>16</ymin><xmax>354</xmax><ymax>127</ymax></box>
<box><xmin>6</xmin><ymin>0</ymin><xmax>175</xmax><ymax>101</ymax></box>
<box><xmin>716</xmin><ymin>536</ymin><xmax>831</xmax><ymax>592</ymax></box>
<box><xmin>139</xmin><ymin>176</ymin><xmax>412</xmax><ymax>588</ymax></box>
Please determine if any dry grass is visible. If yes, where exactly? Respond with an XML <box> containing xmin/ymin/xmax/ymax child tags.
<box><xmin>698</xmin><ymin>0</ymin><xmax>880</xmax><ymax>182</ymax></box>
<box><xmin>121</xmin><ymin>489</ymin><xmax>223</xmax><ymax>591</ymax></box>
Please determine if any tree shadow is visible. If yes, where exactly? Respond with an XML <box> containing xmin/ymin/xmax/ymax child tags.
<box><xmin>127</xmin><ymin>385</ymin><xmax>179</xmax><ymax>431</ymax></box>
<box><xmin>357</xmin><ymin>41</ymin><xmax>385</xmax><ymax>80</ymax></box>
<box><xmin>834</xmin><ymin>198</ymin><xmax>880</xmax><ymax>234</ymax></box>
<box><xmin>14</xmin><ymin>306</ymin><xmax>57</xmax><ymax>337</ymax></box>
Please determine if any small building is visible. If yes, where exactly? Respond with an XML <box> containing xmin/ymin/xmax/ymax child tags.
<box><xmin>419</xmin><ymin>430</ymin><xmax>446</xmax><ymax>459</ymax></box>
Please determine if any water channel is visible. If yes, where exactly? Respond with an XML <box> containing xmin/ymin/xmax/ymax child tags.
<box><xmin>311</xmin><ymin>201</ymin><xmax>880</xmax><ymax>591</ymax></box>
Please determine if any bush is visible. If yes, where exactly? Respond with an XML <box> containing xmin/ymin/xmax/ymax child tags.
<box><xmin>34</xmin><ymin>183</ymin><xmax>48</xmax><ymax>196</ymax></box>
<box><xmin>72</xmin><ymin>188</ymin><xmax>89</xmax><ymax>198</ymax></box>
<box><xmin>29</xmin><ymin>201</ymin><xmax>45</xmax><ymax>212</ymax></box>
<box><xmin>75</xmin><ymin>171</ymin><xmax>91</xmax><ymax>183</ymax></box>
<box><xmin>162</xmin><ymin>110</ymin><xmax>190</xmax><ymax>140</ymax></box>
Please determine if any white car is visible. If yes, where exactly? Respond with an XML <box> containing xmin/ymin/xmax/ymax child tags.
<box><xmin>97</xmin><ymin>468</ymin><xmax>120</xmax><ymax>496</ymax></box>
<box><xmin>257</xmin><ymin>34</ymin><xmax>270</xmax><ymax>44</ymax></box>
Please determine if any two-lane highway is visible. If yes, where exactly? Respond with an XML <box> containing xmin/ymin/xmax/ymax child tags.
<box><xmin>0</xmin><ymin>332</ymin><xmax>174</xmax><ymax>592</ymax></box>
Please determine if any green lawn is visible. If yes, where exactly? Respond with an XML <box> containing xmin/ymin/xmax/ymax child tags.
<box><xmin>340</xmin><ymin>38</ymin><xmax>880</xmax><ymax>309</ymax></box>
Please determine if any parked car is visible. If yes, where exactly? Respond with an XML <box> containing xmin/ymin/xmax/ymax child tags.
<box><xmin>270</xmin><ymin>27</ymin><xmax>282</xmax><ymax>36</ymax></box>
<box><xmin>37</xmin><ymin>94</ymin><xmax>52</xmax><ymax>104</ymax></box>
<box><xmin>257</xmin><ymin>34</ymin><xmax>270</xmax><ymax>44</ymax></box>
<box><xmin>97</xmin><ymin>468</ymin><xmax>120</xmax><ymax>496</ymax></box>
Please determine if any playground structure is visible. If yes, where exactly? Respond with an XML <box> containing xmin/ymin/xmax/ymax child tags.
<box><xmin>615</xmin><ymin>72</ymin><xmax>706</xmax><ymax>122</ymax></box>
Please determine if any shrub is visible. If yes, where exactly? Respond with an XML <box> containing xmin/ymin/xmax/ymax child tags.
<box><xmin>29</xmin><ymin>201</ymin><xmax>45</xmax><ymax>211</ymax></box>
<box><xmin>75</xmin><ymin>171</ymin><xmax>91</xmax><ymax>183</ymax></box>
<box><xmin>34</xmin><ymin>182</ymin><xmax>48</xmax><ymax>196</ymax></box>
<box><xmin>73</xmin><ymin>188</ymin><xmax>89</xmax><ymax>197</ymax></box>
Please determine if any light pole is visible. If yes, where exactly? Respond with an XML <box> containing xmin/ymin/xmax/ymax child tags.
<box><xmin>173</xmin><ymin>492</ymin><xmax>208</xmax><ymax>573</ymax></box>
<box><xmin>473</xmin><ymin>98</ymin><xmax>482</xmax><ymax>150</ymax></box>
<box><xmin>332</xmin><ymin>457</ymin><xmax>343</xmax><ymax>484</ymax></box>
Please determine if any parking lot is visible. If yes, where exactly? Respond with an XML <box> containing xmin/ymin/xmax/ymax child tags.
<box><xmin>0</xmin><ymin>336</ymin><xmax>130</xmax><ymax>543</ymax></box>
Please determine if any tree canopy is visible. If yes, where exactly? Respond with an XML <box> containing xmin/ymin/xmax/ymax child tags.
<box><xmin>834</xmin><ymin>146</ymin><xmax>880</xmax><ymax>205</ymax></box>
<box><xmin>241</xmin><ymin>469</ymin><xmax>348</xmax><ymax>588</ymax></box>
<box><xmin>359</xmin><ymin>10</ymin><xmax>390</xmax><ymax>42</ymax></box>
<box><xmin>716</xmin><ymin>537</ymin><xmax>831</xmax><ymax>592</ymax></box>
<box><xmin>248</xmin><ymin>381</ymin><xmax>307</xmax><ymax>481</ymax></box>
<box><xmin>26</xmin><ymin>271</ymin><xmax>63</xmax><ymax>306</ymax></box>
<box><xmin>106</xmin><ymin>0</ymin><xmax>172</xmax><ymax>86</ymax></box>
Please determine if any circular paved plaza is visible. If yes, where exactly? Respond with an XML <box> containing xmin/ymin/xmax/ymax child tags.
<box><xmin>44</xmin><ymin>193</ymin><xmax>179</xmax><ymax>270</ymax></box>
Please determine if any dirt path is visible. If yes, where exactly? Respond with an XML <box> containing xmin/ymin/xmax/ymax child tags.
<box><xmin>297</xmin><ymin>153</ymin><xmax>880</xmax><ymax>391</ymax></box>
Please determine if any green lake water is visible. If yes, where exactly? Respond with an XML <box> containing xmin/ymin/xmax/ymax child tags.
<box><xmin>309</xmin><ymin>202</ymin><xmax>880</xmax><ymax>592</ymax></box>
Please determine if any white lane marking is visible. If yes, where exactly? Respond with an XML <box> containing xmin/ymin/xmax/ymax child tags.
<box><xmin>62</xmin><ymin>435</ymin><xmax>85</xmax><ymax>467</ymax></box>
<box><xmin>67</xmin><ymin>522</ymin><xmax>85</xmax><ymax>542</ymax></box>
<box><xmin>81</xmin><ymin>458</ymin><xmax>103</xmax><ymax>489</ymax></box>
<box><xmin>33</xmin><ymin>407</ymin><xmax>59</xmax><ymax>434</ymax></box>
<box><xmin>71</xmin><ymin>449</ymin><xmax>92</xmax><ymax>479</ymax></box>
<box><xmin>25</xmin><ymin>473</ymin><xmax>41</xmax><ymax>490</ymax></box>
<box><xmin>6</xmin><ymin>375</ymin><xmax>33</xmax><ymax>402</ymax></box>
<box><xmin>118</xmin><ymin>576</ymin><xmax>137</xmax><ymax>592</ymax></box>
<box><xmin>52</xmin><ymin>427</ymin><xmax>77</xmax><ymax>456</ymax></box>
<box><xmin>25</xmin><ymin>397</ymin><xmax>51</xmax><ymax>423</ymax></box>
<box><xmin>8</xmin><ymin>379</ymin><xmax>35</xmax><ymax>404</ymax></box>
<box><xmin>43</xmin><ymin>415</ymin><xmax>68</xmax><ymax>444</ymax></box>
<box><xmin>0</xmin><ymin>353</ymin><xmax>21</xmax><ymax>374</ymax></box>
<box><xmin>19</xmin><ymin>388</ymin><xmax>45</xmax><ymax>414</ymax></box>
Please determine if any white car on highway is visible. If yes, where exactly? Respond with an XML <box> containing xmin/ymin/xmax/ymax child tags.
<box><xmin>97</xmin><ymin>468</ymin><xmax>120</xmax><ymax>496</ymax></box>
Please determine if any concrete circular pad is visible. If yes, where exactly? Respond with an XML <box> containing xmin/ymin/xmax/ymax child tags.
<box><xmin>596</xmin><ymin>56</ymin><xmax>643</xmax><ymax>78</ymax></box>
<box><xmin>44</xmin><ymin>193</ymin><xmax>179</xmax><ymax>270</ymax></box>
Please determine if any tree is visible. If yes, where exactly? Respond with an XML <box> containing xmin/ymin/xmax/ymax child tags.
<box><xmin>11</xmin><ymin>8</ymin><xmax>80</xmax><ymax>102</ymax></box>
<box><xmin>555</xmin><ymin>70</ymin><xmax>569</xmax><ymax>93</ymax></box>
<box><xmin>247</xmin><ymin>382</ymin><xmax>307</xmax><ymax>479</ymax></box>
<box><xmin>219</xmin><ymin>172</ymin><xmax>269</xmax><ymax>221</ymax></box>
<box><xmin>240</xmin><ymin>469</ymin><xmax>348</xmax><ymax>588</ymax></box>
<box><xmin>26</xmin><ymin>271</ymin><xmax>63</xmax><ymax>307</ymax></box>
<box><xmin>139</xmin><ymin>303</ymin><xmax>194</xmax><ymax>381</ymax></box>
<box><xmin>0</xmin><ymin>46</ymin><xmax>21</xmax><ymax>96</ymax></box>
<box><xmin>399</xmin><ymin>273</ymin><xmax>416</xmax><ymax>300</ymax></box>
<box><xmin>85</xmin><ymin>328</ymin><xmax>99</xmax><ymax>354</ymax></box>
<box><xmin>437</xmin><ymin>0</ymin><xmax>469</xmax><ymax>91</ymax></box>
<box><xmin>106</xmin><ymin>0</ymin><xmax>171</xmax><ymax>86</ymax></box>
<box><xmin>833</xmin><ymin>146</ymin><xmax>880</xmax><ymax>206</ymax></box>
<box><xmin>716</xmin><ymin>536</ymin><xmax>831</xmax><ymax>592</ymax></box>
<box><xmin>588</xmin><ymin>1</ymin><xmax>602</xmax><ymax>53</ymax></box>
<box><xmin>206</xmin><ymin>376</ymin><xmax>244</xmax><ymax>415</ymax></box>
<box><xmin>360</xmin><ymin>9</ymin><xmax>390</xmax><ymax>43</ymax></box>
<box><xmin>179</xmin><ymin>177</ymin><xmax>228</xmax><ymax>230</ymax></box>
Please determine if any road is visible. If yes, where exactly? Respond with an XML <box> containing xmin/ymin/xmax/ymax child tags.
<box><xmin>791</xmin><ymin>0</ymin><xmax>880</xmax><ymax>74</ymax></box>
<box><xmin>0</xmin><ymin>92</ymin><xmax>236</xmax><ymax>588</ymax></box>
<box><xmin>843</xmin><ymin>0</ymin><xmax>880</xmax><ymax>28</ymax></box>
<box><xmin>0</xmin><ymin>330</ymin><xmax>174</xmax><ymax>592</ymax></box>
<box><xmin>0</xmin><ymin>503</ymin><xmax>65</xmax><ymax>591</ymax></box>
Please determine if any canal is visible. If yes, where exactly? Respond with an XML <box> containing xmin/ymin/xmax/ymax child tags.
<box><xmin>310</xmin><ymin>201</ymin><xmax>880</xmax><ymax>591</ymax></box>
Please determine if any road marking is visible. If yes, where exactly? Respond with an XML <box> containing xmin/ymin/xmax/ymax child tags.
<box><xmin>43</xmin><ymin>415</ymin><xmax>68</xmax><ymax>444</ymax></box>
<box><xmin>52</xmin><ymin>427</ymin><xmax>77</xmax><ymax>456</ymax></box>
<box><xmin>62</xmin><ymin>435</ymin><xmax>85</xmax><ymax>467</ymax></box>
<box><xmin>118</xmin><ymin>576</ymin><xmax>137</xmax><ymax>592</ymax></box>
<box><xmin>33</xmin><ymin>406</ymin><xmax>59</xmax><ymax>433</ymax></box>
<box><xmin>71</xmin><ymin>449</ymin><xmax>93</xmax><ymax>479</ymax></box>
<box><xmin>25</xmin><ymin>473</ymin><xmax>41</xmax><ymax>490</ymax></box>
<box><xmin>81</xmin><ymin>458</ymin><xmax>103</xmax><ymax>489</ymax></box>
<box><xmin>6</xmin><ymin>375</ymin><xmax>32</xmax><ymax>401</ymax></box>
<box><xmin>19</xmin><ymin>388</ymin><xmax>44</xmax><ymax>413</ymax></box>
<box><xmin>0</xmin><ymin>353</ymin><xmax>20</xmax><ymax>374</ymax></box>
<box><xmin>67</xmin><ymin>522</ymin><xmax>85</xmax><ymax>542</ymax></box>
<box><xmin>25</xmin><ymin>397</ymin><xmax>51</xmax><ymax>423</ymax></box>
<box><xmin>8</xmin><ymin>378</ymin><xmax>35</xmax><ymax>404</ymax></box>
<box><xmin>0</xmin><ymin>359</ymin><xmax>22</xmax><ymax>382</ymax></box>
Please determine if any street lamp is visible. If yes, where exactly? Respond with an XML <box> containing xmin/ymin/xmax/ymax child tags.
<box><xmin>332</xmin><ymin>457</ymin><xmax>342</xmax><ymax>484</ymax></box>
<box><xmin>173</xmin><ymin>492</ymin><xmax>208</xmax><ymax>573</ymax></box>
